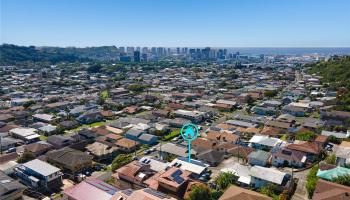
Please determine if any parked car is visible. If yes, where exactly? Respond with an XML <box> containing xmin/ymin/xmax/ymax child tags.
<box><xmin>6</xmin><ymin>147</ymin><xmax>16</xmax><ymax>153</ymax></box>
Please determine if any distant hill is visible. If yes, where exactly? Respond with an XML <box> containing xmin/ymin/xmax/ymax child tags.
<box><xmin>0</xmin><ymin>44</ymin><xmax>91</xmax><ymax>65</ymax></box>
<box><xmin>306</xmin><ymin>56</ymin><xmax>350</xmax><ymax>111</ymax></box>
<box><xmin>40</xmin><ymin>46</ymin><xmax>120</xmax><ymax>61</ymax></box>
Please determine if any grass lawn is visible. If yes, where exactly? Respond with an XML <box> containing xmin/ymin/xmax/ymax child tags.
<box><xmin>163</xmin><ymin>129</ymin><xmax>180</xmax><ymax>140</ymax></box>
<box><xmin>280</xmin><ymin>134</ymin><xmax>287</xmax><ymax>141</ymax></box>
<box><xmin>100</xmin><ymin>90</ymin><xmax>109</xmax><ymax>99</ymax></box>
<box><xmin>39</xmin><ymin>135</ymin><xmax>48</xmax><ymax>141</ymax></box>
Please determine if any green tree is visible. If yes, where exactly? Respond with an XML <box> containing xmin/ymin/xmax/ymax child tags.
<box><xmin>111</xmin><ymin>154</ymin><xmax>132</xmax><ymax>171</ymax></box>
<box><xmin>332</xmin><ymin>174</ymin><xmax>350</xmax><ymax>186</ymax></box>
<box><xmin>214</xmin><ymin>172</ymin><xmax>238</xmax><ymax>191</ymax></box>
<box><xmin>245</xmin><ymin>95</ymin><xmax>255</xmax><ymax>106</ymax></box>
<box><xmin>306</xmin><ymin>165</ymin><xmax>319</xmax><ymax>199</ymax></box>
<box><xmin>327</xmin><ymin>135</ymin><xmax>342</xmax><ymax>144</ymax></box>
<box><xmin>295</xmin><ymin>131</ymin><xmax>315</xmax><ymax>141</ymax></box>
<box><xmin>186</xmin><ymin>185</ymin><xmax>212</xmax><ymax>200</ymax></box>
<box><xmin>264</xmin><ymin>90</ymin><xmax>278</xmax><ymax>98</ymax></box>
<box><xmin>87</xmin><ymin>63</ymin><xmax>102</xmax><ymax>73</ymax></box>
<box><xmin>17</xmin><ymin>152</ymin><xmax>35</xmax><ymax>163</ymax></box>
<box><xmin>259</xmin><ymin>184</ymin><xmax>279</xmax><ymax>199</ymax></box>
<box><xmin>325</xmin><ymin>153</ymin><xmax>336</xmax><ymax>165</ymax></box>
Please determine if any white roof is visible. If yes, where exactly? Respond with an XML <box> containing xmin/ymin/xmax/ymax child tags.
<box><xmin>26</xmin><ymin>134</ymin><xmax>41</xmax><ymax>140</ymax></box>
<box><xmin>23</xmin><ymin>159</ymin><xmax>60</xmax><ymax>177</ymax></box>
<box><xmin>216</xmin><ymin>99</ymin><xmax>236</xmax><ymax>105</ymax></box>
<box><xmin>221</xmin><ymin>163</ymin><xmax>251</xmax><ymax>185</ymax></box>
<box><xmin>169</xmin><ymin>158</ymin><xmax>206</xmax><ymax>175</ymax></box>
<box><xmin>174</xmin><ymin>109</ymin><xmax>205</xmax><ymax>117</ymax></box>
<box><xmin>250</xmin><ymin>166</ymin><xmax>287</xmax><ymax>185</ymax></box>
<box><xmin>139</xmin><ymin>156</ymin><xmax>168</xmax><ymax>172</ymax></box>
<box><xmin>289</xmin><ymin>102</ymin><xmax>310</xmax><ymax>108</ymax></box>
<box><xmin>249</xmin><ymin>135</ymin><xmax>282</xmax><ymax>147</ymax></box>
<box><xmin>10</xmin><ymin>128</ymin><xmax>37</xmax><ymax>137</ymax></box>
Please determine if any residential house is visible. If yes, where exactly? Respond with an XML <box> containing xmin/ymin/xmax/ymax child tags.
<box><xmin>286</xmin><ymin>142</ymin><xmax>321</xmax><ymax>163</ymax></box>
<box><xmin>150</xmin><ymin>167</ymin><xmax>191</xmax><ymax>199</ymax></box>
<box><xmin>196</xmin><ymin>149</ymin><xmax>225</xmax><ymax>166</ymax></box>
<box><xmin>125</xmin><ymin>128</ymin><xmax>144</xmax><ymax>141</ymax></box>
<box><xmin>47</xmin><ymin>135</ymin><xmax>73</xmax><ymax>149</ymax></box>
<box><xmin>0</xmin><ymin>171</ymin><xmax>26</xmax><ymax>200</ymax></box>
<box><xmin>76</xmin><ymin>110</ymin><xmax>103</xmax><ymax>124</ymax></box>
<box><xmin>317</xmin><ymin>164</ymin><xmax>350</xmax><ymax>181</ymax></box>
<box><xmin>282</xmin><ymin>104</ymin><xmax>308</xmax><ymax>117</ymax></box>
<box><xmin>221</xmin><ymin>163</ymin><xmax>251</xmax><ymax>186</ymax></box>
<box><xmin>248</xmin><ymin>150</ymin><xmax>271</xmax><ymax>167</ymax></box>
<box><xmin>226</xmin><ymin>120</ymin><xmax>258</xmax><ymax>128</ymax></box>
<box><xmin>14</xmin><ymin>159</ymin><xmax>62</xmax><ymax>189</ymax></box>
<box><xmin>138</xmin><ymin>134</ymin><xmax>158</xmax><ymax>145</ymax></box>
<box><xmin>250</xmin><ymin>166</ymin><xmax>291</xmax><ymax>191</ymax></box>
<box><xmin>321</xmin><ymin>110</ymin><xmax>350</xmax><ymax>127</ymax></box>
<box><xmin>157</xmin><ymin>143</ymin><xmax>194</xmax><ymax>158</ymax></box>
<box><xmin>249</xmin><ymin>135</ymin><xmax>284</xmax><ymax>151</ymax></box>
<box><xmin>173</xmin><ymin>109</ymin><xmax>205</xmax><ymax>123</ymax></box>
<box><xmin>9</xmin><ymin>127</ymin><xmax>40</xmax><ymax>143</ymax></box>
<box><xmin>0</xmin><ymin>137</ymin><xmax>20</xmax><ymax>152</ymax></box>
<box><xmin>113</xmin><ymin>160</ymin><xmax>154</xmax><ymax>189</ymax></box>
<box><xmin>32</xmin><ymin>113</ymin><xmax>59</xmax><ymax>124</ymax></box>
<box><xmin>252</xmin><ymin>106</ymin><xmax>277</xmax><ymax>116</ymax></box>
<box><xmin>46</xmin><ymin>147</ymin><xmax>93</xmax><ymax>175</ymax></box>
<box><xmin>64</xmin><ymin>179</ymin><xmax>119</xmax><ymax>200</ymax></box>
<box><xmin>206</xmin><ymin>130</ymin><xmax>239</xmax><ymax>144</ymax></box>
<box><xmin>111</xmin><ymin>188</ymin><xmax>177</xmax><ymax>200</ymax></box>
<box><xmin>86</xmin><ymin>142</ymin><xmax>118</xmax><ymax>162</ymax></box>
<box><xmin>312</xmin><ymin>179</ymin><xmax>350</xmax><ymax>200</ymax></box>
<box><xmin>24</xmin><ymin>142</ymin><xmax>53</xmax><ymax>157</ymax></box>
<box><xmin>334</xmin><ymin>141</ymin><xmax>350</xmax><ymax>167</ymax></box>
<box><xmin>38</xmin><ymin>124</ymin><xmax>57</xmax><ymax>136</ymax></box>
<box><xmin>272</xmin><ymin>148</ymin><xmax>307</xmax><ymax>168</ymax></box>
<box><xmin>169</xmin><ymin>157</ymin><xmax>208</xmax><ymax>178</ymax></box>
<box><xmin>115</xmin><ymin>138</ymin><xmax>140</xmax><ymax>153</ymax></box>
<box><xmin>219</xmin><ymin>185</ymin><xmax>272</xmax><ymax>200</ymax></box>
<box><xmin>138</xmin><ymin>156</ymin><xmax>168</xmax><ymax>173</ymax></box>
<box><xmin>321</xmin><ymin>130</ymin><xmax>350</xmax><ymax>139</ymax></box>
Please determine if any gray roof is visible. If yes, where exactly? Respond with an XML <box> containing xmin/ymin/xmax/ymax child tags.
<box><xmin>226</xmin><ymin>120</ymin><xmax>257</xmax><ymax>128</ymax></box>
<box><xmin>250</xmin><ymin>166</ymin><xmax>287</xmax><ymax>185</ymax></box>
<box><xmin>126</xmin><ymin>128</ymin><xmax>144</xmax><ymax>137</ymax></box>
<box><xmin>138</xmin><ymin>134</ymin><xmax>157</xmax><ymax>141</ymax></box>
<box><xmin>248</xmin><ymin>150</ymin><xmax>271</xmax><ymax>161</ymax></box>
<box><xmin>22</xmin><ymin>159</ymin><xmax>60</xmax><ymax>176</ymax></box>
<box><xmin>0</xmin><ymin>171</ymin><xmax>26</xmax><ymax>198</ymax></box>
<box><xmin>321</xmin><ymin>130</ymin><xmax>350</xmax><ymax>139</ymax></box>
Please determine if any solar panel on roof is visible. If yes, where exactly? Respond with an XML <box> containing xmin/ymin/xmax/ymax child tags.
<box><xmin>85</xmin><ymin>180</ymin><xmax>118</xmax><ymax>195</ymax></box>
<box><xmin>171</xmin><ymin>169</ymin><xmax>182</xmax><ymax>178</ymax></box>
<box><xmin>121</xmin><ymin>189</ymin><xmax>134</xmax><ymax>196</ymax></box>
<box><xmin>174</xmin><ymin>176</ymin><xmax>185</xmax><ymax>184</ymax></box>
<box><xmin>144</xmin><ymin>188</ymin><xmax>168</xmax><ymax>199</ymax></box>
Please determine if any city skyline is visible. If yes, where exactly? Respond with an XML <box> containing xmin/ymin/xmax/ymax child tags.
<box><xmin>1</xmin><ymin>0</ymin><xmax>350</xmax><ymax>47</ymax></box>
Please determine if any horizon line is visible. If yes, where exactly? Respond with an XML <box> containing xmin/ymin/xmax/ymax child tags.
<box><xmin>2</xmin><ymin>43</ymin><xmax>350</xmax><ymax>49</ymax></box>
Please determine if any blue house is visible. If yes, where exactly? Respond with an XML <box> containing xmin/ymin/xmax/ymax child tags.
<box><xmin>252</xmin><ymin>106</ymin><xmax>277</xmax><ymax>116</ymax></box>
<box><xmin>125</xmin><ymin>128</ymin><xmax>144</xmax><ymax>141</ymax></box>
<box><xmin>138</xmin><ymin>134</ymin><xmax>158</xmax><ymax>145</ymax></box>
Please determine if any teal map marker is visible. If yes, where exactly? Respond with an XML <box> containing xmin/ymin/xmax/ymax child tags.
<box><xmin>180</xmin><ymin>123</ymin><xmax>199</xmax><ymax>163</ymax></box>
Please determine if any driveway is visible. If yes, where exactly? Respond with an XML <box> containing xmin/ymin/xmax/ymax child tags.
<box><xmin>281</xmin><ymin>167</ymin><xmax>310</xmax><ymax>200</ymax></box>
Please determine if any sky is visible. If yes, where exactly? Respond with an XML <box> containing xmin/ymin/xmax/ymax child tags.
<box><xmin>1</xmin><ymin>0</ymin><xmax>350</xmax><ymax>47</ymax></box>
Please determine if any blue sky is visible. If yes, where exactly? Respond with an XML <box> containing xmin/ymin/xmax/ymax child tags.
<box><xmin>1</xmin><ymin>0</ymin><xmax>350</xmax><ymax>47</ymax></box>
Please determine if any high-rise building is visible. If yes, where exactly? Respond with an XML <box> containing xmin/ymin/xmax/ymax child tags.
<box><xmin>151</xmin><ymin>47</ymin><xmax>157</xmax><ymax>55</ymax></box>
<box><xmin>142</xmin><ymin>47</ymin><xmax>148</xmax><ymax>54</ymax></box>
<box><xmin>142</xmin><ymin>53</ymin><xmax>147</xmax><ymax>62</ymax></box>
<box><xmin>176</xmin><ymin>47</ymin><xmax>180</xmax><ymax>55</ymax></box>
<box><xmin>134</xmin><ymin>51</ymin><xmax>140</xmax><ymax>62</ymax></box>
<box><xmin>126</xmin><ymin>47</ymin><xmax>134</xmax><ymax>54</ymax></box>
<box><xmin>119</xmin><ymin>47</ymin><xmax>125</xmax><ymax>53</ymax></box>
